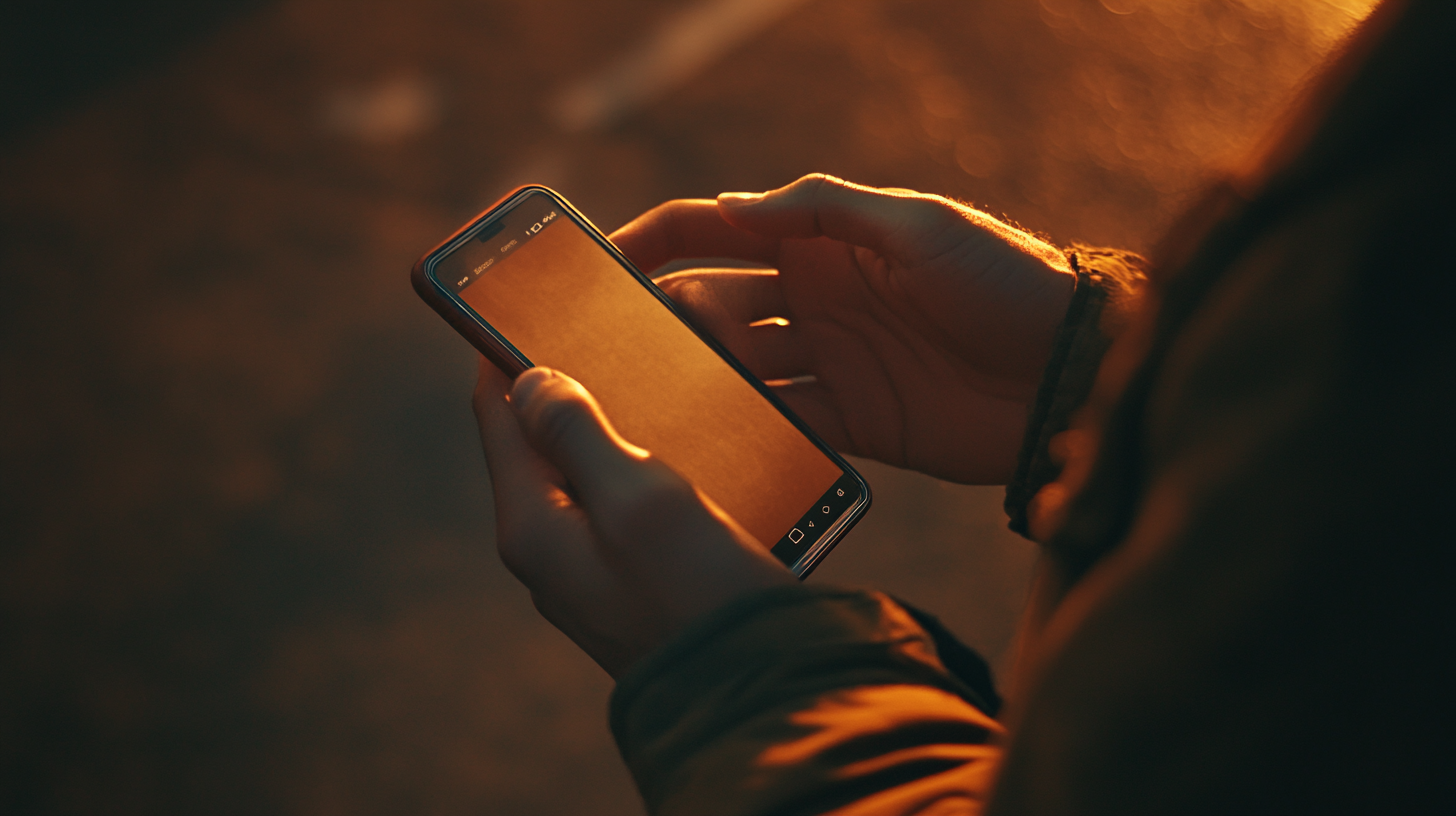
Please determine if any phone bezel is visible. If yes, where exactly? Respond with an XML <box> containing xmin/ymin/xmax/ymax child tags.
<box><xmin>411</xmin><ymin>185</ymin><xmax>870</xmax><ymax>577</ymax></box>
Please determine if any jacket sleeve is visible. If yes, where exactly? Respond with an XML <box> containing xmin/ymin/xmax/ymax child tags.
<box><xmin>610</xmin><ymin>585</ymin><xmax>1005</xmax><ymax>816</ymax></box>
<box><xmin>989</xmin><ymin>142</ymin><xmax>1456</xmax><ymax>813</ymax></box>
<box><xmin>608</xmin><ymin>253</ymin><xmax>1144</xmax><ymax>816</ymax></box>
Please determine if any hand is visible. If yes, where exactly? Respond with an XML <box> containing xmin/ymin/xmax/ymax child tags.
<box><xmin>472</xmin><ymin>361</ymin><xmax>794</xmax><ymax>678</ymax></box>
<box><xmin>611</xmin><ymin>174</ymin><xmax>1075</xmax><ymax>484</ymax></box>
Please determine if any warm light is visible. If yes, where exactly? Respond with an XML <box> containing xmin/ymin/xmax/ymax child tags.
<box><xmin>455</xmin><ymin>218</ymin><xmax>843</xmax><ymax>547</ymax></box>
<box><xmin>756</xmin><ymin>685</ymin><xmax>1000</xmax><ymax>767</ymax></box>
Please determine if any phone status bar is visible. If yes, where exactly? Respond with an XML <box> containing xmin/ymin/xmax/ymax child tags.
<box><xmin>441</xmin><ymin>198</ymin><xmax>561</xmax><ymax>295</ymax></box>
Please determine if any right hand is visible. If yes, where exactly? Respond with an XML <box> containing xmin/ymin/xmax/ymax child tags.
<box><xmin>610</xmin><ymin>174</ymin><xmax>1075</xmax><ymax>484</ymax></box>
<box><xmin>473</xmin><ymin>362</ymin><xmax>793</xmax><ymax>678</ymax></box>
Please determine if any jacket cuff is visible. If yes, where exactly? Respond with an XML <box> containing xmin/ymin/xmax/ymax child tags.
<box><xmin>1004</xmin><ymin>246</ymin><xmax>1146</xmax><ymax>538</ymax></box>
<box><xmin>609</xmin><ymin>584</ymin><xmax>978</xmax><ymax>810</ymax></box>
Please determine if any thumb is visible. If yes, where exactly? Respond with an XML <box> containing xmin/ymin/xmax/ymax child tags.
<box><xmin>716</xmin><ymin>173</ymin><xmax>962</xmax><ymax>262</ymax></box>
<box><xmin>509</xmin><ymin>367</ymin><xmax>667</xmax><ymax>508</ymax></box>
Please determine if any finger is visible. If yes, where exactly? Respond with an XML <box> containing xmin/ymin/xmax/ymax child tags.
<box><xmin>610</xmin><ymin>199</ymin><xmax>782</xmax><ymax>273</ymax></box>
<box><xmin>473</xmin><ymin>358</ymin><xmax>601</xmax><ymax>586</ymax></box>
<box><xmin>658</xmin><ymin>275</ymin><xmax>812</xmax><ymax>380</ymax></box>
<box><xmin>767</xmin><ymin>380</ymin><xmax>857</xmax><ymax>456</ymax></box>
<box><xmin>719</xmin><ymin>172</ymin><xmax>1063</xmax><ymax>270</ymax></box>
<box><xmin>715</xmin><ymin>174</ymin><xmax>957</xmax><ymax>258</ymax></box>
<box><xmin>654</xmin><ymin>268</ymin><xmax>791</xmax><ymax>325</ymax></box>
<box><xmin>734</xmin><ymin>323</ymin><xmax>816</xmax><ymax>382</ymax></box>
<box><xmin>473</xmin><ymin>359</ymin><xmax>570</xmax><ymax>506</ymax></box>
<box><xmin>509</xmin><ymin>368</ymin><xmax>682</xmax><ymax>515</ymax></box>
<box><xmin>717</xmin><ymin>322</ymin><xmax>815</xmax><ymax>383</ymax></box>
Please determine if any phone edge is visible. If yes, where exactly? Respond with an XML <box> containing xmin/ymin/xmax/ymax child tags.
<box><xmin>410</xmin><ymin>185</ymin><xmax>545</xmax><ymax>377</ymax></box>
<box><xmin>410</xmin><ymin>185</ymin><xmax>873</xmax><ymax>578</ymax></box>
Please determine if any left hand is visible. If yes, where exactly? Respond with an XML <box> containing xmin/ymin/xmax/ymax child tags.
<box><xmin>472</xmin><ymin>360</ymin><xmax>795</xmax><ymax>679</ymax></box>
<box><xmin>610</xmin><ymin>175</ymin><xmax>1075</xmax><ymax>485</ymax></box>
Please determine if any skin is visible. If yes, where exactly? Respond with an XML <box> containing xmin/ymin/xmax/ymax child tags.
<box><xmin>473</xmin><ymin>174</ymin><xmax>1075</xmax><ymax>677</ymax></box>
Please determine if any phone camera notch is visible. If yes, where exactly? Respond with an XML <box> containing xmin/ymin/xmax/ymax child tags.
<box><xmin>475</xmin><ymin>221</ymin><xmax>505</xmax><ymax>242</ymax></box>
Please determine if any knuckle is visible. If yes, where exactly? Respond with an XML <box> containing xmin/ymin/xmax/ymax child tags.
<box><xmin>638</xmin><ymin>198</ymin><xmax>686</xmax><ymax>224</ymax></box>
<box><xmin>641</xmin><ymin>199</ymin><xmax>684</xmax><ymax>233</ymax></box>
<box><xmin>910</xmin><ymin>195</ymin><xmax>957</xmax><ymax>224</ymax></box>
<box><xmin>905</xmin><ymin>197</ymin><xmax>968</xmax><ymax>241</ymax></box>
<box><xmin>496</xmin><ymin>515</ymin><xmax>566</xmax><ymax>584</ymax></box>
<box><xmin>600</xmin><ymin>466</ymin><xmax>700</xmax><ymax>541</ymax></box>
<box><xmin>797</xmin><ymin>172</ymin><xmax>834</xmax><ymax>200</ymax></box>
<box><xmin>651</xmin><ymin>270</ymin><xmax>694</xmax><ymax>297</ymax></box>
<box><xmin>657</xmin><ymin>275</ymin><xmax>709</xmax><ymax>312</ymax></box>
<box><xmin>658</xmin><ymin>200</ymin><xmax>697</xmax><ymax>257</ymax></box>
<box><xmin>495</xmin><ymin>526</ymin><xmax>536</xmax><ymax>578</ymax></box>
<box><xmin>529</xmin><ymin>391</ymin><xmax>592</xmax><ymax>454</ymax></box>
<box><xmin>471</xmin><ymin>381</ymin><xmax>492</xmax><ymax>415</ymax></box>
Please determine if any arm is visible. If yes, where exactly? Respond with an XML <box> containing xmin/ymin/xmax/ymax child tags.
<box><xmin>603</xmin><ymin>226</ymin><xmax>1146</xmax><ymax>816</ymax></box>
<box><xmin>611</xmin><ymin>586</ymin><xmax>1004</xmax><ymax>816</ymax></box>
<box><xmin>475</xmin><ymin>361</ymin><xmax>1007</xmax><ymax>815</ymax></box>
<box><xmin>471</xmin><ymin>175</ymin><xmax>1143</xmax><ymax>813</ymax></box>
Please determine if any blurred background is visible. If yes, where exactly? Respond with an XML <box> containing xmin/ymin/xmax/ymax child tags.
<box><xmin>0</xmin><ymin>0</ymin><xmax>1374</xmax><ymax>813</ymax></box>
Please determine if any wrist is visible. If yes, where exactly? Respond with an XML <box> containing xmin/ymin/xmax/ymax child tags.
<box><xmin>1003</xmin><ymin>247</ymin><xmax>1147</xmax><ymax>537</ymax></box>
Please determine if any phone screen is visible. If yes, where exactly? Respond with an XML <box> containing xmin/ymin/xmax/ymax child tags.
<box><xmin>425</xmin><ymin>189</ymin><xmax>865</xmax><ymax>572</ymax></box>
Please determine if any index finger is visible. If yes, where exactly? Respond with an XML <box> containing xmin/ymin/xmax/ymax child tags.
<box><xmin>610</xmin><ymin>199</ymin><xmax>782</xmax><ymax>274</ymax></box>
<box><xmin>717</xmin><ymin>174</ymin><xmax>964</xmax><ymax>263</ymax></box>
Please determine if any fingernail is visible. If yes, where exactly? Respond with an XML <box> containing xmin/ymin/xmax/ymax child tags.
<box><xmin>717</xmin><ymin>192</ymin><xmax>764</xmax><ymax>206</ymax></box>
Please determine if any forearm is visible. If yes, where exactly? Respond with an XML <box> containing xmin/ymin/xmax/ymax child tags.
<box><xmin>612</xmin><ymin>585</ymin><xmax>1004</xmax><ymax>816</ymax></box>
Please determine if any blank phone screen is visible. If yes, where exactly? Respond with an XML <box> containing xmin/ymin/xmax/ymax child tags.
<box><xmin>432</xmin><ymin>191</ymin><xmax>853</xmax><ymax>558</ymax></box>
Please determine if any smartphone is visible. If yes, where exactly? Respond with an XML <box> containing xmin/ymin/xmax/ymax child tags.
<box><xmin>412</xmin><ymin>186</ymin><xmax>870</xmax><ymax>577</ymax></box>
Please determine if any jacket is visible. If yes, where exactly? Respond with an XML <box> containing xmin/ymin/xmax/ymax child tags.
<box><xmin>610</xmin><ymin>2</ymin><xmax>1455</xmax><ymax>812</ymax></box>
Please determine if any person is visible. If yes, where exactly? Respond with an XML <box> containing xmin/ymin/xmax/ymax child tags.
<box><xmin>472</xmin><ymin>1</ymin><xmax>1454</xmax><ymax>812</ymax></box>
